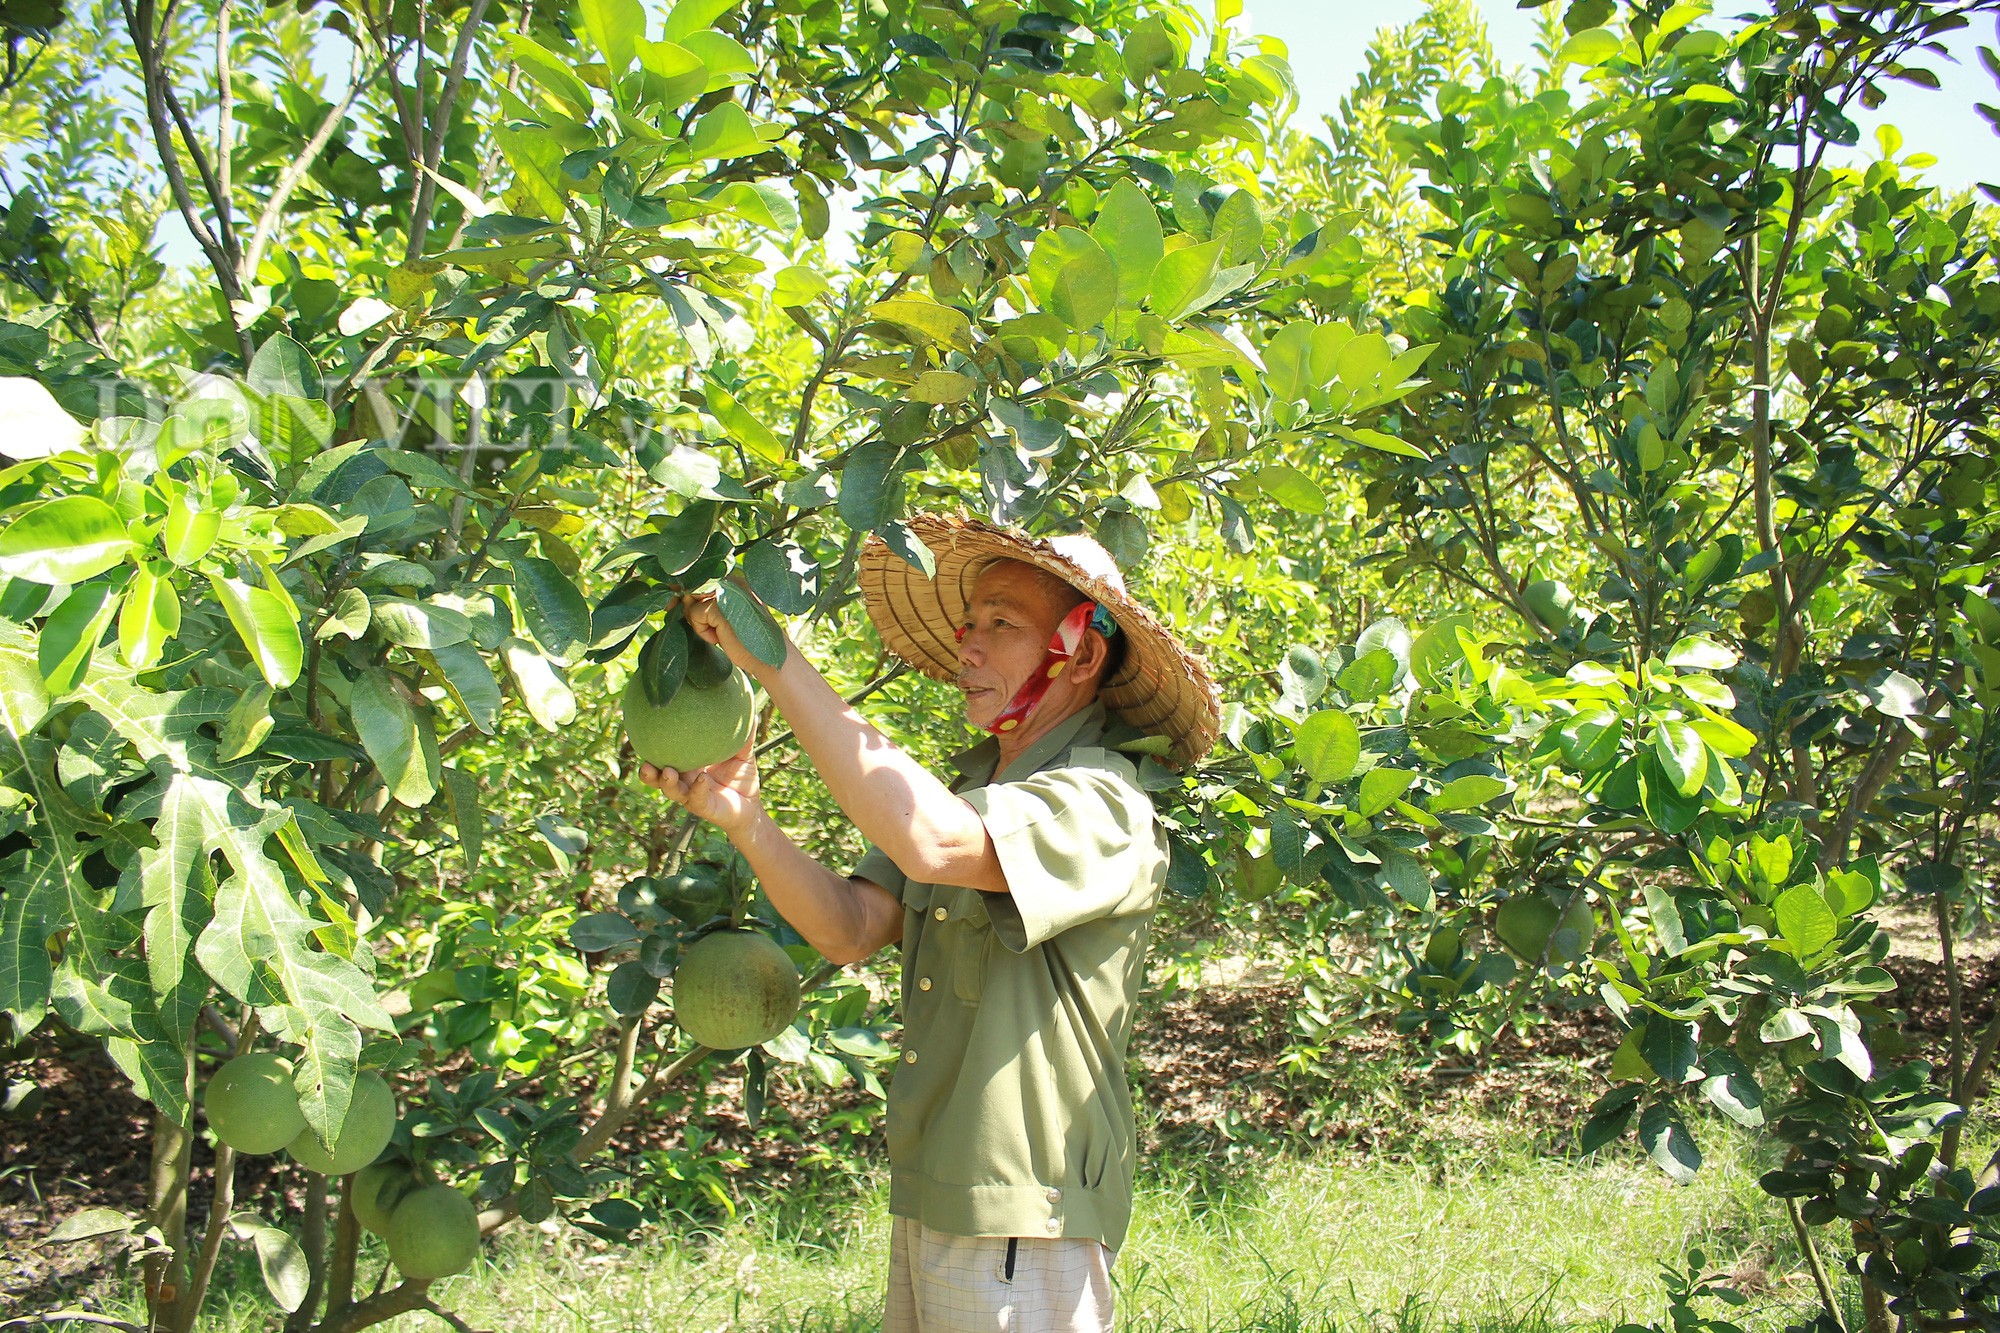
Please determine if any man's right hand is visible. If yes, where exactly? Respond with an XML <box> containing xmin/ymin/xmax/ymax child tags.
<box><xmin>638</xmin><ymin>737</ymin><xmax>762</xmax><ymax>837</ymax></box>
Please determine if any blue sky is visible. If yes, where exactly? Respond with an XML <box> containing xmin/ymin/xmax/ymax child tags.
<box><xmin>1243</xmin><ymin>0</ymin><xmax>2000</xmax><ymax>196</ymax></box>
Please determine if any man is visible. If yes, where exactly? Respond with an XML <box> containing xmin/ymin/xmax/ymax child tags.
<box><xmin>638</xmin><ymin>514</ymin><xmax>1219</xmax><ymax>1332</ymax></box>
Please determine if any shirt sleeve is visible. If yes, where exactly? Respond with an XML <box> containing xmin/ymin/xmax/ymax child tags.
<box><xmin>961</xmin><ymin>756</ymin><xmax>1166</xmax><ymax>953</ymax></box>
<box><xmin>850</xmin><ymin>843</ymin><xmax>909</xmax><ymax>904</ymax></box>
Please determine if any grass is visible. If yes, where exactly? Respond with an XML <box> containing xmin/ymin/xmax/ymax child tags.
<box><xmin>97</xmin><ymin>1116</ymin><xmax>1843</xmax><ymax>1333</ymax></box>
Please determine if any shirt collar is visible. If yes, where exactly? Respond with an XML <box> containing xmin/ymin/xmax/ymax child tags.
<box><xmin>948</xmin><ymin>699</ymin><xmax>1108</xmax><ymax>789</ymax></box>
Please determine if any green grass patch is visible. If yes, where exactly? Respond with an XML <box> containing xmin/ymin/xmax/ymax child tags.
<box><xmin>97</xmin><ymin>1124</ymin><xmax>1845</xmax><ymax>1333</ymax></box>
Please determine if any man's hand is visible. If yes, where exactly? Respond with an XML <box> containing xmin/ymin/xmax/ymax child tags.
<box><xmin>684</xmin><ymin>588</ymin><xmax>792</xmax><ymax>677</ymax></box>
<box><xmin>637</xmin><ymin>737</ymin><xmax>762</xmax><ymax>836</ymax></box>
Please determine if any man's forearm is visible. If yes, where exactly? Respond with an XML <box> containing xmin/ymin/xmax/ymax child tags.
<box><xmin>752</xmin><ymin>643</ymin><xmax>991</xmax><ymax>885</ymax></box>
<box><xmin>732</xmin><ymin>808</ymin><xmax>899</xmax><ymax>965</ymax></box>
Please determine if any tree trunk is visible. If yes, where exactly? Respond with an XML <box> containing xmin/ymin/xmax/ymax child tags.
<box><xmin>143</xmin><ymin>1111</ymin><xmax>194</xmax><ymax>1329</ymax></box>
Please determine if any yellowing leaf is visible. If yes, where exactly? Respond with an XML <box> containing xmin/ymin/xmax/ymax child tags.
<box><xmin>906</xmin><ymin>370</ymin><xmax>977</xmax><ymax>404</ymax></box>
<box><xmin>868</xmin><ymin>297</ymin><xmax>973</xmax><ymax>351</ymax></box>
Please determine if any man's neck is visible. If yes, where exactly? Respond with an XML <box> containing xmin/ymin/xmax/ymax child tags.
<box><xmin>991</xmin><ymin>692</ymin><xmax>1097</xmax><ymax>780</ymax></box>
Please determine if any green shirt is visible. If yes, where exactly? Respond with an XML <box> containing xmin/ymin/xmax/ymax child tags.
<box><xmin>851</xmin><ymin>701</ymin><xmax>1167</xmax><ymax>1254</ymax></box>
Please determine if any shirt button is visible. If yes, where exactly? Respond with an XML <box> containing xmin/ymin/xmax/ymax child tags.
<box><xmin>933</xmin><ymin>907</ymin><xmax>948</xmax><ymax>921</ymax></box>
<box><xmin>919</xmin><ymin>977</ymin><xmax>933</xmax><ymax>992</ymax></box>
<box><xmin>1046</xmin><ymin>1187</ymin><xmax>1062</xmax><ymax>1203</ymax></box>
<box><xmin>903</xmin><ymin>1050</ymin><xmax>918</xmax><ymax>1064</ymax></box>
<box><xmin>1045</xmin><ymin>1217</ymin><xmax>1062</xmax><ymax>1234</ymax></box>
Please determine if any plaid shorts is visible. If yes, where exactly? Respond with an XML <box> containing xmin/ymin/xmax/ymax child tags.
<box><xmin>883</xmin><ymin>1217</ymin><xmax>1115</xmax><ymax>1332</ymax></box>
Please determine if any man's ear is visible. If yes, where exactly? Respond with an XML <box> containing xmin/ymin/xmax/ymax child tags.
<box><xmin>1069</xmin><ymin>629</ymin><xmax>1111</xmax><ymax>688</ymax></box>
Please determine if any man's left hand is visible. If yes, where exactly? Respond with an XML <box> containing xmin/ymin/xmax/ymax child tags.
<box><xmin>637</xmin><ymin>738</ymin><xmax>762</xmax><ymax>836</ymax></box>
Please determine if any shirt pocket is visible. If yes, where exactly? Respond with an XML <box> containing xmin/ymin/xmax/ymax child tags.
<box><xmin>944</xmin><ymin>894</ymin><xmax>992</xmax><ymax>1003</ymax></box>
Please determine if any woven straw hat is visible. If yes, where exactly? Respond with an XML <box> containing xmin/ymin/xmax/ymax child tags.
<box><xmin>858</xmin><ymin>514</ymin><xmax>1221</xmax><ymax>767</ymax></box>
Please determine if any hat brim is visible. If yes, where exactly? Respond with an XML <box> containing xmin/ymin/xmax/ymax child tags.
<box><xmin>858</xmin><ymin>514</ymin><xmax>1221</xmax><ymax>768</ymax></box>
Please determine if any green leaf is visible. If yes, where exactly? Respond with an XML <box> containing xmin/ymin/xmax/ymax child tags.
<box><xmin>1029</xmin><ymin>228</ymin><xmax>1117</xmax><ymax>331</ymax></box>
<box><xmin>38</xmin><ymin>581</ymin><xmax>121</xmax><ymax>694</ymax></box>
<box><xmin>1652</xmin><ymin>721</ymin><xmax>1707</xmax><ymax>797</ymax></box>
<box><xmin>637</xmin><ymin>38</ymin><xmax>709</xmax><ymax>104</ymax></box>
<box><xmin>1357</xmin><ymin>767</ymin><xmax>1418</xmax><ymax>818</ymax></box>
<box><xmin>0</xmin><ymin>495</ymin><xmax>132</xmax><ymax>584</ymax></box>
<box><xmin>1558</xmin><ymin>707</ymin><xmax>1622</xmax><ymax>771</ymax></box>
<box><xmin>607</xmin><ymin>960</ymin><xmax>658</xmax><ymax>1015</ymax></box>
<box><xmin>1664</xmin><ymin>635</ymin><xmax>1737</xmax><ymax>670</ymax></box>
<box><xmin>742</xmin><ymin>540</ymin><xmax>819</xmax><ymax>616</ymax></box>
<box><xmin>1637</xmin><ymin>1100</ymin><xmax>1702</xmax><ymax>1184</ymax></box>
<box><xmin>1294</xmin><ymin>710</ymin><xmax>1361</xmax><ymax>783</ymax></box>
<box><xmin>213</xmin><ymin>577</ymin><xmax>303</xmax><ymax>688</ymax></box>
<box><xmin>349</xmin><ymin>668</ymin><xmax>439</xmax><ymax>808</ymax></box>
<box><xmin>512</xmin><ymin>557</ymin><xmax>591</xmax><ymax>665</ymax></box>
<box><xmin>689</xmin><ymin>102</ymin><xmax>766</xmax><ymax>159</ymax></box>
<box><xmin>1428</xmin><ymin>774</ymin><xmax>1512</xmax><ymax>813</ymax></box>
<box><xmin>1680</xmin><ymin>83</ymin><xmax>1738</xmax><ymax>104</ymax></box>
<box><xmin>773</xmin><ymin>265</ymin><xmax>831</xmax><ymax>309</ymax></box>
<box><xmin>1557</xmin><ymin>27</ymin><xmax>1623</xmax><ymax>67</ymax></box>
<box><xmin>1865</xmin><ymin>669</ymin><xmax>1925</xmax><ymax>718</ymax></box>
<box><xmin>1091</xmin><ymin>179</ymin><xmax>1164</xmax><ymax>309</ymax></box>
<box><xmin>635</xmin><ymin>621</ymin><xmax>688</xmax><ymax>708</ymax></box>
<box><xmin>1334</xmin><ymin>426</ymin><xmax>1427</xmax><ymax>459</ymax></box>
<box><xmin>118</xmin><ymin>564</ymin><xmax>180</xmax><ymax>668</ymax></box>
<box><xmin>1148</xmin><ymin>239</ymin><xmax>1223</xmax><ymax>321</ymax></box>
<box><xmin>720</xmin><ymin>178</ymin><xmax>796</xmax><ymax>230</ymax></box>
<box><xmin>1699</xmin><ymin>1053</ymin><xmax>1765</xmax><ymax>1128</ymax></box>
<box><xmin>580</xmin><ymin>0</ymin><xmax>644</xmax><ymax>72</ymax></box>
<box><xmin>661</xmin><ymin>0</ymin><xmax>734</xmax><ymax>40</ymax></box>
<box><xmin>867</xmin><ymin>297</ymin><xmax>972</xmax><ymax>351</ymax></box>
<box><xmin>502</xmin><ymin>33</ymin><xmax>596</xmax><ymax>118</ymax></box>
<box><xmin>247</xmin><ymin>334</ymin><xmax>323</xmax><ymax>401</ymax></box>
<box><xmin>1337</xmin><ymin>649</ymin><xmax>1396</xmax><ymax>700</ymax></box>
<box><xmin>418</xmin><ymin>642</ymin><xmax>501</xmax><ymax>734</ymax></box>
<box><xmin>1278</xmin><ymin>645</ymin><xmax>1326</xmax><ymax>708</ymax></box>
<box><xmin>163</xmin><ymin>492</ymin><xmax>220</xmax><ymax>566</ymax></box>
<box><xmin>69</xmin><ymin>665</ymin><xmax>387</xmax><ymax>1142</ymax></box>
<box><xmin>705</xmin><ymin>382</ymin><xmax>787</xmax><ymax>465</ymax></box>
<box><xmin>719</xmin><ymin>580</ymin><xmax>786</xmax><ymax>669</ymax></box>
<box><xmin>1210</xmin><ymin>189</ymin><xmax>1265</xmax><ymax>265</ymax></box>
<box><xmin>370</xmin><ymin>597</ymin><xmax>472</xmax><ymax>650</ymax></box>
<box><xmin>876</xmin><ymin>520</ymin><xmax>934</xmax><ymax>577</ymax></box>
<box><xmin>216</xmin><ymin>683</ymin><xmax>275</xmax><ymax>762</ymax></box>
<box><xmin>316</xmin><ymin>588</ymin><xmax>370</xmax><ymax>641</ymax></box>
<box><xmin>839</xmin><ymin>441</ymin><xmax>901</xmax><ymax>531</ymax></box>
<box><xmin>1261</xmin><ymin>321</ymin><xmax>1315</xmax><ymax>402</ymax></box>
<box><xmin>907</xmin><ymin>370</ymin><xmax>976</xmax><ymax>404</ymax></box>
<box><xmin>1377</xmin><ymin>849</ymin><xmax>1432</xmax><ymax>909</ymax></box>
<box><xmin>229</xmin><ymin>1213</ymin><xmax>311</xmax><ymax>1313</ymax></box>
<box><xmin>1775</xmin><ymin>884</ymin><xmax>1838</xmax><ymax>959</ymax></box>
<box><xmin>0</xmin><ymin>616</ymin><xmax>50</xmax><ymax>737</ymax></box>
<box><xmin>441</xmin><ymin>765</ymin><xmax>483</xmax><ymax>869</ymax></box>
<box><xmin>1255</xmin><ymin>464</ymin><xmax>1326</xmax><ymax>514</ymax></box>
<box><xmin>679</xmin><ymin>30</ymin><xmax>753</xmax><ymax>88</ymax></box>
<box><xmin>571</xmin><ymin>912</ymin><xmax>638</xmax><ymax>951</ymax></box>
<box><xmin>502</xmin><ymin>638</ymin><xmax>576</xmax><ymax>730</ymax></box>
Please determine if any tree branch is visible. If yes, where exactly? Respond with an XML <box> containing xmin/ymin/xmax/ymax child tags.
<box><xmin>406</xmin><ymin>0</ymin><xmax>493</xmax><ymax>261</ymax></box>
<box><xmin>243</xmin><ymin>40</ymin><xmax>394</xmax><ymax>283</ymax></box>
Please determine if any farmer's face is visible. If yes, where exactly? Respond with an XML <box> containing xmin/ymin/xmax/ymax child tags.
<box><xmin>954</xmin><ymin>562</ymin><xmax>1079</xmax><ymax>729</ymax></box>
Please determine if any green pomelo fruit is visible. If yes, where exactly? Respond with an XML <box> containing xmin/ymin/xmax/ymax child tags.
<box><xmin>352</xmin><ymin>1161</ymin><xmax>418</xmax><ymax>1236</ymax></box>
<box><xmin>1494</xmin><ymin>892</ymin><xmax>1595</xmax><ymax>965</ymax></box>
<box><xmin>1523</xmin><ymin>579</ymin><xmax>1576</xmax><ymax>630</ymax></box>
<box><xmin>621</xmin><ymin>667</ymin><xmax>755</xmax><ymax>772</ymax></box>
<box><xmin>204</xmin><ymin>1053</ymin><xmax>306</xmax><ymax>1155</ymax></box>
<box><xmin>386</xmin><ymin>1185</ymin><xmax>481</xmax><ymax>1280</ymax></box>
<box><xmin>673</xmin><ymin>930</ymin><xmax>802</xmax><ymax>1050</ymax></box>
<box><xmin>287</xmin><ymin>1072</ymin><xmax>397</xmax><ymax>1176</ymax></box>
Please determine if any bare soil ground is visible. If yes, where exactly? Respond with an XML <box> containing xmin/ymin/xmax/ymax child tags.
<box><xmin>7</xmin><ymin>939</ymin><xmax>1997</xmax><ymax>1316</ymax></box>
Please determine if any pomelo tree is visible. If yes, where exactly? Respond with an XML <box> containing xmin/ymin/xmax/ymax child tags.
<box><xmin>0</xmin><ymin>0</ymin><xmax>1480</xmax><ymax>1328</ymax></box>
